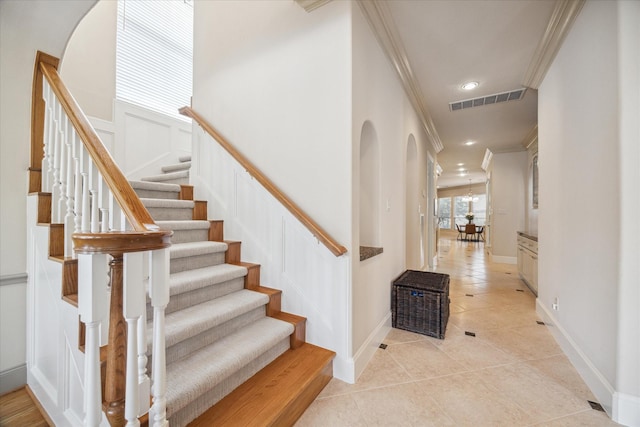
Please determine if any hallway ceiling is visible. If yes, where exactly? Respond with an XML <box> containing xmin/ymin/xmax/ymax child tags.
<box><xmin>383</xmin><ymin>0</ymin><xmax>557</xmax><ymax>189</ymax></box>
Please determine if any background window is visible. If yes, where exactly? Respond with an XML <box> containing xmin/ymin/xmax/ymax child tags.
<box><xmin>116</xmin><ymin>0</ymin><xmax>193</xmax><ymax>119</ymax></box>
<box><xmin>438</xmin><ymin>198</ymin><xmax>451</xmax><ymax>229</ymax></box>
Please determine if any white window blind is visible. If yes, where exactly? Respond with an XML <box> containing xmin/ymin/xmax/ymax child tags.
<box><xmin>116</xmin><ymin>0</ymin><xmax>193</xmax><ymax>119</ymax></box>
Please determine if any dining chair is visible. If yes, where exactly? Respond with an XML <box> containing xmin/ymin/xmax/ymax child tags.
<box><xmin>464</xmin><ymin>224</ymin><xmax>476</xmax><ymax>240</ymax></box>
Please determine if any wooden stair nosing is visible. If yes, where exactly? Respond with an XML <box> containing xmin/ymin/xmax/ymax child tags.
<box><xmin>186</xmin><ymin>343</ymin><xmax>335</xmax><ymax>427</ymax></box>
<box><xmin>271</xmin><ymin>311</ymin><xmax>306</xmax><ymax>349</ymax></box>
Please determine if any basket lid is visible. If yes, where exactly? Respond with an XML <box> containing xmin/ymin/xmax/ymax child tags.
<box><xmin>393</xmin><ymin>270</ymin><xmax>449</xmax><ymax>292</ymax></box>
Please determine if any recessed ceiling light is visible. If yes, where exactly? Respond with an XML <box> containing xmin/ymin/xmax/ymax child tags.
<box><xmin>464</xmin><ymin>141</ymin><xmax>475</xmax><ymax>146</ymax></box>
<box><xmin>458</xmin><ymin>172</ymin><xmax>467</xmax><ymax>177</ymax></box>
<box><xmin>457</xmin><ymin>167</ymin><xmax>465</xmax><ymax>171</ymax></box>
<box><xmin>461</xmin><ymin>81</ymin><xmax>479</xmax><ymax>90</ymax></box>
<box><xmin>457</xmin><ymin>163</ymin><xmax>464</xmax><ymax>166</ymax></box>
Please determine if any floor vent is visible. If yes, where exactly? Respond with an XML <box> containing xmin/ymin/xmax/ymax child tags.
<box><xmin>449</xmin><ymin>88</ymin><xmax>527</xmax><ymax>112</ymax></box>
<box><xmin>588</xmin><ymin>400</ymin><xmax>605</xmax><ymax>412</ymax></box>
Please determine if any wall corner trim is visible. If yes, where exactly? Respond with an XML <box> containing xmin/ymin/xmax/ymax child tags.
<box><xmin>356</xmin><ymin>0</ymin><xmax>444</xmax><ymax>153</ymax></box>
<box><xmin>522</xmin><ymin>0</ymin><xmax>586</xmax><ymax>89</ymax></box>
<box><xmin>0</xmin><ymin>273</ymin><xmax>28</xmax><ymax>287</ymax></box>
<box><xmin>613</xmin><ymin>391</ymin><xmax>640</xmax><ymax>427</ymax></box>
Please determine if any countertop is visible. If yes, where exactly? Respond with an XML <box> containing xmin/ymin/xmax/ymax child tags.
<box><xmin>517</xmin><ymin>231</ymin><xmax>538</xmax><ymax>242</ymax></box>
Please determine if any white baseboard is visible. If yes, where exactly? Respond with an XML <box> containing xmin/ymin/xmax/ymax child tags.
<box><xmin>351</xmin><ymin>312</ymin><xmax>392</xmax><ymax>383</ymax></box>
<box><xmin>0</xmin><ymin>363</ymin><xmax>26</xmax><ymax>394</ymax></box>
<box><xmin>490</xmin><ymin>254</ymin><xmax>517</xmax><ymax>264</ymax></box>
<box><xmin>536</xmin><ymin>301</ymin><xmax>615</xmax><ymax>415</ymax></box>
<box><xmin>613</xmin><ymin>391</ymin><xmax>640</xmax><ymax>427</ymax></box>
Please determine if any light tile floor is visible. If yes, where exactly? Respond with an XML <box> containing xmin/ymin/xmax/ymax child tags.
<box><xmin>296</xmin><ymin>235</ymin><xmax>620</xmax><ymax>427</ymax></box>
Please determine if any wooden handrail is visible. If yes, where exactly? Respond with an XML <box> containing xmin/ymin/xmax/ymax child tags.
<box><xmin>31</xmin><ymin>52</ymin><xmax>173</xmax><ymax>426</ymax></box>
<box><xmin>37</xmin><ymin>59</ymin><xmax>157</xmax><ymax>232</ymax></box>
<box><xmin>179</xmin><ymin>106</ymin><xmax>348</xmax><ymax>257</ymax></box>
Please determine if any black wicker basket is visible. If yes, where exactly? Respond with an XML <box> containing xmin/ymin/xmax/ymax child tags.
<box><xmin>392</xmin><ymin>270</ymin><xmax>450</xmax><ymax>339</ymax></box>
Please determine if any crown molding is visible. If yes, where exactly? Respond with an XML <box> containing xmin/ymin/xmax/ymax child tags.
<box><xmin>481</xmin><ymin>149</ymin><xmax>493</xmax><ymax>172</ymax></box>
<box><xmin>356</xmin><ymin>0</ymin><xmax>444</xmax><ymax>153</ymax></box>
<box><xmin>521</xmin><ymin>124</ymin><xmax>538</xmax><ymax>149</ymax></box>
<box><xmin>294</xmin><ymin>0</ymin><xmax>333</xmax><ymax>13</ymax></box>
<box><xmin>522</xmin><ymin>0</ymin><xmax>585</xmax><ymax>89</ymax></box>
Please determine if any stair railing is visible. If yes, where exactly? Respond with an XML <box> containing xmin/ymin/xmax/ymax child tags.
<box><xmin>30</xmin><ymin>51</ymin><xmax>172</xmax><ymax>427</ymax></box>
<box><xmin>179</xmin><ymin>106</ymin><xmax>347</xmax><ymax>257</ymax></box>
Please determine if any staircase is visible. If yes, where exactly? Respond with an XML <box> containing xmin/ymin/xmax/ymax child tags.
<box><xmin>120</xmin><ymin>155</ymin><xmax>334</xmax><ymax>426</ymax></box>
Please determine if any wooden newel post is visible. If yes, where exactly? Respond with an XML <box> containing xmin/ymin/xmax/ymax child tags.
<box><xmin>104</xmin><ymin>254</ymin><xmax>127</xmax><ymax>427</ymax></box>
<box><xmin>74</xmin><ymin>231</ymin><xmax>172</xmax><ymax>427</ymax></box>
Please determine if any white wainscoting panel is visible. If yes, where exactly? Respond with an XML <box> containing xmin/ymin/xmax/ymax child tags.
<box><xmin>90</xmin><ymin>100</ymin><xmax>192</xmax><ymax>180</ymax></box>
<box><xmin>192</xmin><ymin>128</ymin><xmax>353</xmax><ymax>381</ymax></box>
<box><xmin>27</xmin><ymin>196</ymin><xmax>109</xmax><ymax>426</ymax></box>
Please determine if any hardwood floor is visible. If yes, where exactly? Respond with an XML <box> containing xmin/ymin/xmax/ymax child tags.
<box><xmin>0</xmin><ymin>387</ymin><xmax>51</xmax><ymax>426</ymax></box>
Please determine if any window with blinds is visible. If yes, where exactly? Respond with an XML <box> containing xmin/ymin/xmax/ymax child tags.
<box><xmin>116</xmin><ymin>0</ymin><xmax>193</xmax><ymax>119</ymax></box>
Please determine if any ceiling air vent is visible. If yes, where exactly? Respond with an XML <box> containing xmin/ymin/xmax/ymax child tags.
<box><xmin>449</xmin><ymin>88</ymin><xmax>527</xmax><ymax>112</ymax></box>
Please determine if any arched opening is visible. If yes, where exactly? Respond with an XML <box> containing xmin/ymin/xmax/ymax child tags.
<box><xmin>359</xmin><ymin>121</ymin><xmax>380</xmax><ymax>249</ymax></box>
<box><xmin>405</xmin><ymin>135</ymin><xmax>420</xmax><ymax>269</ymax></box>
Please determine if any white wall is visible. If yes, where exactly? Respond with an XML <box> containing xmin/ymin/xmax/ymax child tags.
<box><xmin>489</xmin><ymin>151</ymin><xmax>527</xmax><ymax>262</ymax></box>
<box><xmin>0</xmin><ymin>0</ymin><xmax>96</xmax><ymax>386</ymax></box>
<box><xmin>192</xmin><ymin>0</ymin><xmax>354</xmax><ymax>379</ymax></box>
<box><xmin>351</xmin><ymin>3</ymin><xmax>436</xmax><ymax>378</ymax></box>
<box><xmin>615</xmin><ymin>1</ymin><xmax>640</xmax><ymax>424</ymax></box>
<box><xmin>59</xmin><ymin>0</ymin><xmax>116</xmax><ymax>122</ymax></box>
<box><xmin>538</xmin><ymin>1</ymin><xmax>639</xmax><ymax>422</ymax></box>
<box><xmin>192</xmin><ymin>0</ymin><xmax>352</xmax><ymax>246</ymax></box>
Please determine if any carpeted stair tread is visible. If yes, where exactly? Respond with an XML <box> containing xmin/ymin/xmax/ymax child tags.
<box><xmin>170</xmin><ymin>241</ymin><xmax>228</xmax><ymax>259</ymax></box>
<box><xmin>160</xmin><ymin>289</ymin><xmax>269</xmax><ymax>348</ymax></box>
<box><xmin>166</xmin><ymin>317</ymin><xmax>294</xmax><ymax>417</ymax></box>
<box><xmin>168</xmin><ymin>263</ymin><xmax>248</xmax><ymax>297</ymax></box>
<box><xmin>142</xmin><ymin>170</ymin><xmax>189</xmax><ymax>182</ymax></box>
<box><xmin>188</xmin><ymin>343</ymin><xmax>335</xmax><ymax>427</ymax></box>
<box><xmin>162</xmin><ymin>161</ymin><xmax>191</xmax><ymax>173</ymax></box>
<box><xmin>178</xmin><ymin>155</ymin><xmax>192</xmax><ymax>163</ymax></box>
<box><xmin>140</xmin><ymin>198</ymin><xmax>194</xmax><ymax>209</ymax></box>
<box><xmin>130</xmin><ymin>180</ymin><xmax>181</xmax><ymax>193</ymax></box>
<box><xmin>156</xmin><ymin>220</ymin><xmax>210</xmax><ymax>231</ymax></box>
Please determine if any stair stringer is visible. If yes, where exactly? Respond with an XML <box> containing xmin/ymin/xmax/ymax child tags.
<box><xmin>25</xmin><ymin>195</ymin><xmax>108</xmax><ymax>427</ymax></box>
<box><xmin>190</xmin><ymin>127</ymin><xmax>353</xmax><ymax>381</ymax></box>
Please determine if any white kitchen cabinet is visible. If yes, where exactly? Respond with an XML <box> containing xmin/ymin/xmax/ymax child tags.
<box><xmin>517</xmin><ymin>232</ymin><xmax>538</xmax><ymax>295</ymax></box>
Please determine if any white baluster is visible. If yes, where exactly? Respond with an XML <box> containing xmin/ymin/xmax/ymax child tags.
<box><xmin>58</xmin><ymin>119</ymin><xmax>68</xmax><ymax>223</ymax></box>
<box><xmin>51</xmin><ymin>101</ymin><xmax>62</xmax><ymax>223</ymax></box>
<box><xmin>74</xmin><ymin>160</ymin><xmax>83</xmax><ymax>233</ymax></box>
<box><xmin>78</xmin><ymin>253</ymin><xmax>109</xmax><ymax>427</ymax></box>
<box><xmin>100</xmin><ymin>209</ymin><xmax>109</xmax><ymax>233</ymax></box>
<box><xmin>90</xmin><ymin>191</ymin><xmax>99</xmax><ymax>233</ymax></box>
<box><xmin>137</xmin><ymin>301</ymin><xmax>150</xmax><ymax>417</ymax></box>
<box><xmin>42</xmin><ymin>82</ymin><xmax>52</xmax><ymax>193</ymax></box>
<box><xmin>98</xmin><ymin>178</ymin><xmax>108</xmax><ymax>232</ymax></box>
<box><xmin>124</xmin><ymin>252</ymin><xmax>144</xmax><ymax>427</ymax></box>
<box><xmin>110</xmin><ymin>194</ymin><xmax>125</xmax><ymax>232</ymax></box>
<box><xmin>64</xmin><ymin>125</ymin><xmax>75</xmax><ymax>257</ymax></box>
<box><xmin>149</xmin><ymin>248</ymin><xmax>169</xmax><ymax>427</ymax></box>
<box><xmin>81</xmin><ymin>173</ymin><xmax>90</xmax><ymax>232</ymax></box>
